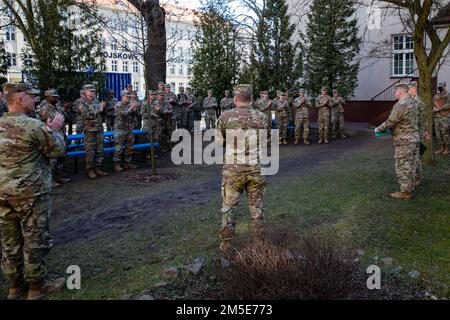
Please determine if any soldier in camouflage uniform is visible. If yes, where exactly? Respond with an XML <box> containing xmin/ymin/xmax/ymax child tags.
<box><xmin>159</xmin><ymin>90</ymin><xmax>174</xmax><ymax>150</ymax></box>
<box><xmin>293</xmin><ymin>89</ymin><xmax>311</xmax><ymax>145</ymax></box>
<box><xmin>37</xmin><ymin>89</ymin><xmax>71</xmax><ymax>187</ymax></box>
<box><xmin>255</xmin><ymin>91</ymin><xmax>273</xmax><ymax>129</ymax></box>
<box><xmin>177</xmin><ymin>86</ymin><xmax>189</xmax><ymax>129</ymax></box>
<box><xmin>79</xmin><ymin>84</ymin><xmax>108</xmax><ymax>179</ymax></box>
<box><xmin>185</xmin><ymin>87</ymin><xmax>195</xmax><ymax>132</ymax></box>
<box><xmin>216</xmin><ymin>84</ymin><xmax>271</xmax><ymax>255</ymax></box>
<box><xmin>315</xmin><ymin>87</ymin><xmax>333</xmax><ymax>144</ymax></box>
<box><xmin>192</xmin><ymin>90</ymin><xmax>203</xmax><ymax>133</ymax></box>
<box><xmin>408</xmin><ymin>81</ymin><xmax>430</xmax><ymax>187</ymax></box>
<box><xmin>203</xmin><ymin>90</ymin><xmax>218</xmax><ymax>130</ymax></box>
<box><xmin>113</xmin><ymin>90</ymin><xmax>138</xmax><ymax>172</ymax></box>
<box><xmin>72</xmin><ymin>90</ymin><xmax>86</xmax><ymax>144</ymax></box>
<box><xmin>433</xmin><ymin>82</ymin><xmax>450</xmax><ymax>155</ymax></box>
<box><xmin>0</xmin><ymin>83</ymin><xmax>66</xmax><ymax>300</ymax></box>
<box><xmin>0</xmin><ymin>91</ymin><xmax>8</xmax><ymax>117</ymax></box>
<box><xmin>130</xmin><ymin>91</ymin><xmax>142</xmax><ymax>130</ymax></box>
<box><xmin>375</xmin><ymin>83</ymin><xmax>419</xmax><ymax>200</ymax></box>
<box><xmin>273</xmin><ymin>91</ymin><xmax>290</xmax><ymax>145</ymax></box>
<box><xmin>164</xmin><ymin>84</ymin><xmax>178</xmax><ymax>132</ymax></box>
<box><xmin>105</xmin><ymin>90</ymin><xmax>118</xmax><ymax>131</ymax></box>
<box><xmin>141</xmin><ymin>90</ymin><xmax>161</xmax><ymax>159</ymax></box>
<box><xmin>331</xmin><ymin>89</ymin><xmax>347</xmax><ymax>139</ymax></box>
<box><xmin>220</xmin><ymin>90</ymin><xmax>234</xmax><ymax>113</ymax></box>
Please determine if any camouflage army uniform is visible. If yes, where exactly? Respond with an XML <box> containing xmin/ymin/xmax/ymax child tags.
<box><xmin>216</xmin><ymin>91</ymin><xmax>271</xmax><ymax>248</ymax></box>
<box><xmin>331</xmin><ymin>96</ymin><xmax>347</xmax><ymax>138</ymax></box>
<box><xmin>165</xmin><ymin>91</ymin><xmax>178</xmax><ymax>131</ymax></box>
<box><xmin>220</xmin><ymin>97</ymin><xmax>234</xmax><ymax>113</ymax></box>
<box><xmin>0</xmin><ymin>112</ymin><xmax>66</xmax><ymax>283</ymax></box>
<box><xmin>72</xmin><ymin>98</ymin><xmax>85</xmax><ymax>137</ymax></box>
<box><xmin>273</xmin><ymin>98</ymin><xmax>290</xmax><ymax>142</ymax></box>
<box><xmin>159</xmin><ymin>95</ymin><xmax>174</xmax><ymax>148</ymax></box>
<box><xmin>79</xmin><ymin>98</ymin><xmax>105</xmax><ymax>170</ymax></box>
<box><xmin>37</xmin><ymin>99</ymin><xmax>69</xmax><ymax>181</ymax></box>
<box><xmin>105</xmin><ymin>96</ymin><xmax>118</xmax><ymax>131</ymax></box>
<box><xmin>131</xmin><ymin>99</ymin><xmax>142</xmax><ymax>130</ymax></box>
<box><xmin>177</xmin><ymin>92</ymin><xmax>189</xmax><ymax>129</ymax></box>
<box><xmin>376</xmin><ymin>97</ymin><xmax>419</xmax><ymax>194</ymax></box>
<box><xmin>203</xmin><ymin>96</ymin><xmax>218</xmax><ymax>130</ymax></box>
<box><xmin>433</xmin><ymin>90</ymin><xmax>450</xmax><ymax>145</ymax></box>
<box><xmin>113</xmin><ymin>101</ymin><xmax>136</xmax><ymax>164</ymax></box>
<box><xmin>315</xmin><ymin>94</ymin><xmax>333</xmax><ymax>143</ymax></box>
<box><xmin>142</xmin><ymin>98</ymin><xmax>163</xmax><ymax>144</ymax></box>
<box><xmin>293</xmin><ymin>96</ymin><xmax>311</xmax><ymax>141</ymax></box>
<box><xmin>254</xmin><ymin>97</ymin><xmax>273</xmax><ymax>129</ymax></box>
<box><xmin>192</xmin><ymin>94</ymin><xmax>203</xmax><ymax>132</ymax></box>
<box><xmin>185</xmin><ymin>91</ymin><xmax>195</xmax><ymax>132</ymax></box>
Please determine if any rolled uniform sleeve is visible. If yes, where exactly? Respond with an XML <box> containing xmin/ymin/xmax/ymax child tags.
<box><xmin>377</xmin><ymin>105</ymin><xmax>401</xmax><ymax>132</ymax></box>
<box><xmin>33</xmin><ymin>124</ymin><xmax>66</xmax><ymax>159</ymax></box>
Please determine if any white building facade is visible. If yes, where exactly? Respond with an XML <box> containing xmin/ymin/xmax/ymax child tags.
<box><xmin>1</xmin><ymin>0</ymin><xmax>198</xmax><ymax>96</ymax></box>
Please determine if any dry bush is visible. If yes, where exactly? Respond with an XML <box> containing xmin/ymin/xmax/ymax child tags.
<box><xmin>222</xmin><ymin>225</ymin><xmax>359</xmax><ymax>300</ymax></box>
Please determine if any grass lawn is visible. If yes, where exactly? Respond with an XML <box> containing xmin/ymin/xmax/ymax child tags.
<box><xmin>1</xmin><ymin>138</ymin><xmax>449</xmax><ymax>299</ymax></box>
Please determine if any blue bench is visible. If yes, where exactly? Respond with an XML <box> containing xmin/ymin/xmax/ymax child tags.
<box><xmin>66</xmin><ymin>130</ymin><xmax>159</xmax><ymax>173</ymax></box>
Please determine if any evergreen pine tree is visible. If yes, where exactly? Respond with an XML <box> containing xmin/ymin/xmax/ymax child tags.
<box><xmin>304</xmin><ymin>0</ymin><xmax>361</xmax><ymax>97</ymax></box>
<box><xmin>191</xmin><ymin>0</ymin><xmax>238</xmax><ymax>98</ymax></box>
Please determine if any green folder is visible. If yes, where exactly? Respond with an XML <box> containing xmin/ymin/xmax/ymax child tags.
<box><xmin>375</xmin><ymin>129</ymin><xmax>392</xmax><ymax>138</ymax></box>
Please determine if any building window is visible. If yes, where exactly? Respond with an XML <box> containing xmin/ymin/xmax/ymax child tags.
<box><xmin>111</xmin><ymin>39</ymin><xmax>118</xmax><ymax>51</ymax></box>
<box><xmin>178</xmin><ymin>65</ymin><xmax>183</xmax><ymax>76</ymax></box>
<box><xmin>6</xmin><ymin>53</ymin><xmax>17</xmax><ymax>66</ymax></box>
<box><xmin>170</xmin><ymin>65</ymin><xmax>175</xmax><ymax>75</ymax></box>
<box><xmin>133</xmin><ymin>62</ymin><xmax>139</xmax><ymax>73</ymax></box>
<box><xmin>392</xmin><ymin>35</ymin><xmax>414</xmax><ymax>76</ymax></box>
<box><xmin>112</xmin><ymin>60</ymin><xmax>118</xmax><ymax>72</ymax></box>
<box><xmin>6</xmin><ymin>27</ymin><xmax>16</xmax><ymax>41</ymax></box>
<box><xmin>134</xmin><ymin>82</ymin><xmax>139</xmax><ymax>92</ymax></box>
<box><xmin>186</xmin><ymin>48</ymin><xmax>191</xmax><ymax>63</ymax></box>
<box><xmin>122</xmin><ymin>39</ymin><xmax>128</xmax><ymax>51</ymax></box>
<box><xmin>187</xmin><ymin>66</ymin><xmax>192</xmax><ymax>76</ymax></box>
<box><xmin>123</xmin><ymin>61</ymin><xmax>128</xmax><ymax>72</ymax></box>
<box><xmin>178</xmin><ymin>83</ymin><xmax>183</xmax><ymax>92</ymax></box>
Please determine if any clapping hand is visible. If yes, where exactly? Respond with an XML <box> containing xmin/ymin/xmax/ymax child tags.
<box><xmin>46</xmin><ymin>113</ymin><xmax>65</xmax><ymax>132</ymax></box>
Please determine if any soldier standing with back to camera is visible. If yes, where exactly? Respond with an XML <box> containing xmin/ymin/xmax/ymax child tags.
<box><xmin>216</xmin><ymin>84</ymin><xmax>271</xmax><ymax>256</ymax></box>
<box><xmin>375</xmin><ymin>83</ymin><xmax>419</xmax><ymax>200</ymax></box>
<box><xmin>105</xmin><ymin>90</ymin><xmax>118</xmax><ymax>131</ymax></box>
<box><xmin>79</xmin><ymin>84</ymin><xmax>108</xmax><ymax>179</ymax></box>
<box><xmin>0</xmin><ymin>83</ymin><xmax>67</xmax><ymax>300</ymax></box>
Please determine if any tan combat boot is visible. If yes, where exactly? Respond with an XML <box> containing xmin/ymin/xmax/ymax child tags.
<box><xmin>114</xmin><ymin>162</ymin><xmax>123</xmax><ymax>172</ymax></box>
<box><xmin>318</xmin><ymin>139</ymin><xmax>323</xmax><ymax>144</ymax></box>
<box><xmin>95</xmin><ymin>168</ymin><xmax>108</xmax><ymax>176</ymax></box>
<box><xmin>27</xmin><ymin>278</ymin><xmax>66</xmax><ymax>300</ymax></box>
<box><xmin>87</xmin><ymin>169</ymin><xmax>98</xmax><ymax>179</ymax></box>
<box><xmin>324</xmin><ymin>139</ymin><xmax>329</xmax><ymax>144</ymax></box>
<box><xmin>435</xmin><ymin>145</ymin><xmax>444</xmax><ymax>154</ymax></box>
<box><xmin>124</xmin><ymin>162</ymin><xmax>138</xmax><ymax>170</ymax></box>
<box><xmin>304</xmin><ymin>139</ymin><xmax>310</xmax><ymax>145</ymax></box>
<box><xmin>282</xmin><ymin>139</ymin><xmax>288</xmax><ymax>145</ymax></box>
<box><xmin>390</xmin><ymin>191</ymin><xmax>413</xmax><ymax>200</ymax></box>
<box><xmin>52</xmin><ymin>180</ymin><xmax>61</xmax><ymax>188</ymax></box>
<box><xmin>219</xmin><ymin>227</ymin><xmax>235</xmax><ymax>257</ymax></box>
<box><xmin>7</xmin><ymin>276</ymin><xmax>27</xmax><ymax>300</ymax></box>
<box><xmin>294</xmin><ymin>139</ymin><xmax>300</xmax><ymax>145</ymax></box>
<box><xmin>442</xmin><ymin>144</ymin><xmax>449</xmax><ymax>155</ymax></box>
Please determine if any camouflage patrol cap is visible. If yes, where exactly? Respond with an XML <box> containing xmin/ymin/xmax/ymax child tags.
<box><xmin>148</xmin><ymin>90</ymin><xmax>155</xmax><ymax>95</ymax></box>
<box><xmin>280</xmin><ymin>91</ymin><xmax>288</xmax><ymax>97</ymax></box>
<box><xmin>224</xmin><ymin>90</ymin><xmax>230</xmax><ymax>94</ymax></box>
<box><xmin>157</xmin><ymin>90</ymin><xmax>165</xmax><ymax>96</ymax></box>
<box><xmin>438</xmin><ymin>82</ymin><xmax>446</xmax><ymax>87</ymax></box>
<box><xmin>233</xmin><ymin>84</ymin><xmax>252</xmax><ymax>95</ymax></box>
<box><xmin>82</xmin><ymin>84</ymin><xmax>96</xmax><ymax>91</ymax></box>
<box><xmin>44</xmin><ymin>89</ymin><xmax>59</xmax><ymax>97</ymax></box>
<box><xmin>165</xmin><ymin>84</ymin><xmax>171</xmax><ymax>88</ymax></box>
<box><xmin>299</xmin><ymin>88</ymin><xmax>305</xmax><ymax>93</ymax></box>
<box><xmin>186</xmin><ymin>87</ymin><xmax>191</xmax><ymax>91</ymax></box>
<box><xmin>158</xmin><ymin>81</ymin><xmax>165</xmax><ymax>86</ymax></box>
<box><xmin>108</xmin><ymin>89</ymin><xmax>115</xmax><ymax>94</ymax></box>
<box><xmin>2</xmin><ymin>83</ymin><xmax>40</xmax><ymax>96</ymax></box>
<box><xmin>121</xmin><ymin>90</ymin><xmax>132</xmax><ymax>97</ymax></box>
<box><xmin>127</xmin><ymin>84</ymin><xmax>133</xmax><ymax>88</ymax></box>
<box><xmin>179</xmin><ymin>86</ymin><xmax>184</xmax><ymax>90</ymax></box>
<box><xmin>207</xmin><ymin>89</ymin><xmax>213</xmax><ymax>94</ymax></box>
<box><xmin>321</xmin><ymin>86</ymin><xmax>328</xmax><ymax>91</ymax></box>
<box><xmin>408</xmin><ymin>81</ymin><xmax>418</xmax><ymax>88</ymax></box>
<box><xmin>393</xmin><ymin>82</ymin><xmax>409</xmax><ymax>90</ymax></box>
<box><xmin>260</xmin><ymin>90</ymin><xmax>269</xmax><ymax>95</ymax></box>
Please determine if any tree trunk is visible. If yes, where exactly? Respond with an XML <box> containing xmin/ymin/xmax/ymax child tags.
<box><xmin>143</xmin><ymin>3</ymin><xmax>166</xmax><ymax>91</ymax></box>
<box><xmin>419</xmin><ymin>71</ymin><xmax>434</xmax><ymax>165</ymax></box>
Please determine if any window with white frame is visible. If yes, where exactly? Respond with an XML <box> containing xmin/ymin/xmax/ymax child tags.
<box><xmin>111</xmin><ymin>39</ymin><xmax>118</xmax><ymax>51</ymax></box>
<box><xmin>6</xmin><ymin>27</ymin><xmax>16</xmax><ymax>41</ymax></box>
<box><xmin>170</xmin><ymin>64</ymin><xmax>175</xmax><ymax>75</ymax></box>
<box><xmin>112</xmin><ymin>60</ymin><xmax>118</xmax><ymax>72</ymax></box>
<box><xmin>186</xmin><ymin>48</ymin><xmax>191</xmax><ymax>63</ymax></box>
<box><xmin>6</xmin><ymin>53</ymin><xmax>17</xmax><ymax>66</ymax></box>
<box><xmin>123</xmin><ymin>61</ymin><xmax>128</xmax><ymax>72</ymax></box>
<box><xmin>122</xmin><ymin>39</ymin><xmax>128</xmax><ymax>51</ymax></box>
<box><xmin>177</xmin><ymin>47</ymin><xmax>183</xmax><ymax>63</ymax></box>
<box><xmin>133</xmin><ymin>61</ymin><xmax>139</xmax><ymax>73</ymax></box>
<box><xmin>178</xmin><ymin>83</ymin><xmax>183</xmax><ymax>92</ymax></box>
<box><xmin>134</xmin><ymin>82</ymin><xmax>139</xmax><ymax>92</ymax></box>
<box><xmin>178</xmin><ymin>65</ymin><xmax>183</xmax><ymax>76</ymax></box>
<box><xmin>392</xmin><ymin>35</ymin><xmax>414</xmax><ymax>76</ymax></box>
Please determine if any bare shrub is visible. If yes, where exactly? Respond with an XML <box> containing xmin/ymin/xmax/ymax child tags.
<box><xmin>222</xmin><ymin>225</ymin><xmax>359</xmax><ymax>300</ymax></box>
